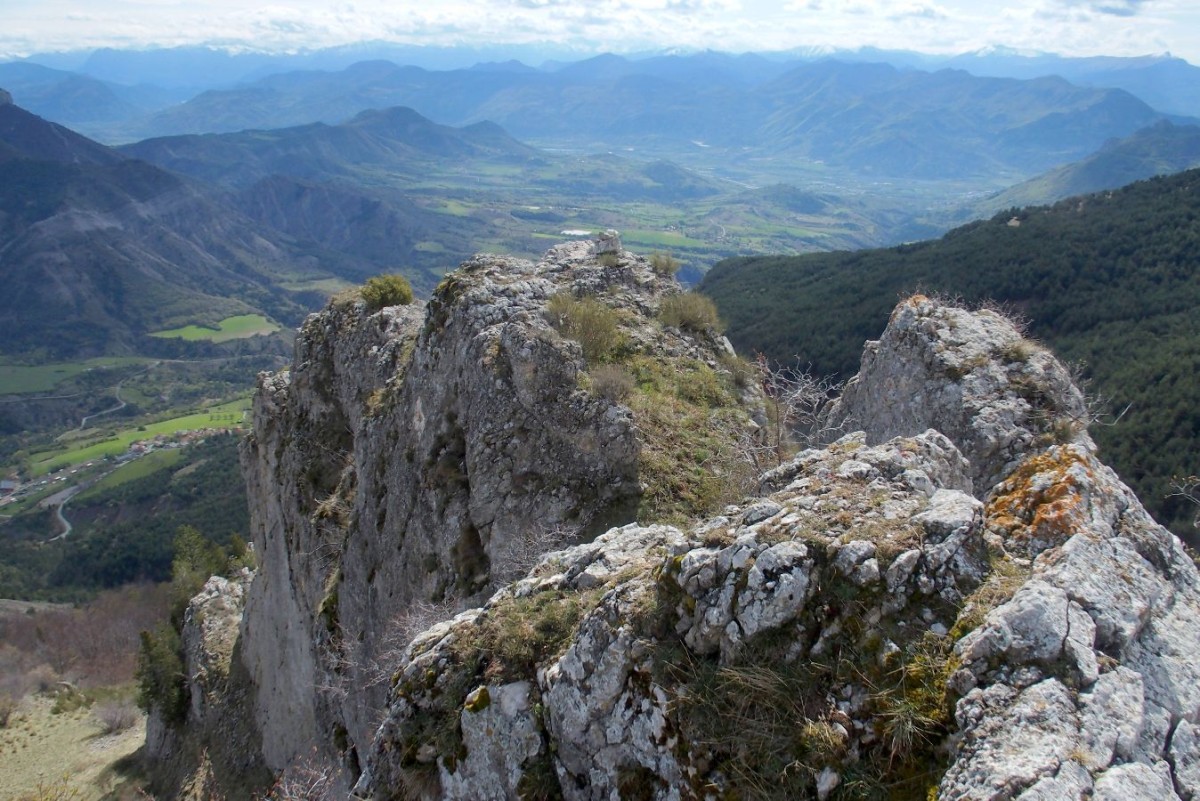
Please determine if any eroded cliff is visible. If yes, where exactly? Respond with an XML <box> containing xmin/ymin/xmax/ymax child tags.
<box><xmin>356</xmin><ymin>295</ymin><xmax>1200</xmax><ymax>800</ymax></box>
<box><xmin>162</xmin><ymin>248</ymin><xmax>1200</xmax><ymax>801</ymax></box>
<box><xmin>232</xmin><ymin>239</ymin><xmax>756</xmax><ymax>787</ymax></box>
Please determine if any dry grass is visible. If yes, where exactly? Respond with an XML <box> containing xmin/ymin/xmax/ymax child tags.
<box><xmin>545</xmin><ymin>292</ymin><xmax>626</xmax><ymax>363</ymax></box>
<box><xmin>0</xmin><ymin>693</ymin><xmax>145</xmax><ymax>801</ymax></box>
<box><xmin>657</xmin><ymin>292</ymin><xmax>725</xmax><ymax>334</ymax></box>
<box><xmin>587</xmin><ymin>364</ymin><xmax>635</xmax><ymax>403</ymax></box>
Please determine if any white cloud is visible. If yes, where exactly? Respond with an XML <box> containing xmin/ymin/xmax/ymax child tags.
<box><xmin>1</xmin><ymin>0</ymin><xmax>1197</xmax><ymax>63</ymax></box>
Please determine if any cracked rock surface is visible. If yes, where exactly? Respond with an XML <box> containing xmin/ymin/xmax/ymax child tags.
<box><xmin>156</xmin><ymin>259</ymin><xmax>1200</xmax><ymax>801</ymax></box>
<box><xmin>359</xmin><ymin>296</ymin><xmax>1200</xmax><ymax>800</ymax></box>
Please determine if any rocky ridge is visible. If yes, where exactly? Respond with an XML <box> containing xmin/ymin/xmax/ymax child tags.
<box><xmin>224</xmin><ymin>238</ymin><xmax>756</xmax><ymax>789</ymax></box>
<box><xmin>161</xmin><ymin>249</ymin><xmax>1200</xmax><ymax>801</ymax></box>
<box><xmin>353</xmin><ymin>294</ymin><xmax>1200</xmax><ymax>799</ymax></box>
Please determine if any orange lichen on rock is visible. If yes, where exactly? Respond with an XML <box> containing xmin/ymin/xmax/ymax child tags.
<box><xmin>892</xmin><ymin>293</ymin><xmax>930</xmax><ymax>322</ymax></box>
<box><xmin>985</xmin><ymin>446</ymin><xmax>1094</xmax><ymax>556</ymax></box>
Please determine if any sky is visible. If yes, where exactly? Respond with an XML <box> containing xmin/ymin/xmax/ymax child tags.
<box><xmin>4</xmin><ymin>0</ymin><xmax>1199</xmax><ymax>64</ymax></box>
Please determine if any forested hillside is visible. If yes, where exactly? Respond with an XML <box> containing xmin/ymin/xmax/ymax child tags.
<box><xmin>701</xmin><ymin>169</ymin><xmax>1200</xmax><ymax>534</ymax></box>
<box><xmin>0</xmin><ymin>434</ymin><xmax>248</xmax><ymax>600</ymax></box>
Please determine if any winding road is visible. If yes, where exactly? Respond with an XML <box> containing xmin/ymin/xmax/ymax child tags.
<box><xmin>77</xmin><ymin>365</ymin><xmax>157</xmax><ymax>430</ymax></box>
<box><xmin>41</xmin><ymin>485</ymin><xmax>81</xmax><ymax>541</ymax></box>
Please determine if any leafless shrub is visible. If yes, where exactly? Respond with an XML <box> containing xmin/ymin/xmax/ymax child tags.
<box><xmin>94</xmin><ymin>699</ymin><xmax>140</xmax><ymax>735</ymax></box>
<box><xmin>975</xmin><ymin>297</ymin><xmax>1031</xmax><ymax>335</ymax></box>
<box><xmin>492</xmin><ymin>523</ymin><xmax>578</xmax><ymax>586</ymax></box>
<box><xmin>1062</xmin><ymin>359</ymin><xmax>1130</xmax><ymax>431</ymax></box>
<box><xmin>747</xmin><ymin>355</ymin><xmax>843</xmax><ymax>472</ymax></box>
<box><xmin>1169</xmin><ymin>475</ymin><xmax>1200</xmax><ymax>531</ymax></box>
<box><xmin>16</xmin><ymin>777</ymin><xmax>84</xmax><ymax>801</ymax></box>
<box><xmin>321</xmin><ymin>598</ymin><xmax>461</xmax><ymax>708</ymax></box>
<box><xmin>0</xmin><ymin>583</ymin><xmax>171</xmax><ymax>690</ymax></box>
<box><xmin>389</xmin><ymin>599</ymin><xmax>460</xmax><ymax>652</ymax></box>
<box><xmin>0</xmin><ymin>693</ymin><xmax>15</xmax><ymax>727</ymax></box>
<box><xmin>27</xmin><ymin>664</ymin><xmax>61</xmax><ymax>694</ymax></box>
<box><xmin>589</xmin><ymin>364</ymin><xmax>635</xmax><ymax>403</ymax></box>
<box><xmin>268</xmin><ymin>751</ymin><xmax>344</xmax><ymax>801</ymax></box>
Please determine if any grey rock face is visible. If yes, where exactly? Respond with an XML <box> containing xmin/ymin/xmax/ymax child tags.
<box><xmin>825</xmin><ymin>295</ymin><xmax>1094</xmax><ymax>490</ymax></box>
<box><xmin>360</xmin><ymin>429</ymin><xmax>995</xmax><ymax>799</ymax></box>
<box><xmin>146</xmin><ymin>572</ymin><xmax>269</xmax><ymax>799</ymax></box>
<box><xmin>165</xmin><ymin>269</ymin><xmax>1200</xmax><ymax>801</ymax></box>
<box><xmin>235</xmin><ymin>242</ymin><xmax>746</xmax><ymax>779</ymax></box>
<box><xmin>355</xmin><ymin>296</ymin><xmax>1200</xmax><ymax>801</ymax></box>
<box><xmin>592</xmin><ymin>229</ymin><xmax>622</xmax><ymax>255</ymax></box>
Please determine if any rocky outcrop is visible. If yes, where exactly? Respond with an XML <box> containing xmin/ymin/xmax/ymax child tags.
<box><xmin>163</xmin><ymin>244</ymin><xmax>1200</xmax><ymax>800</ymax></box>
<box><xmin>825</xmin><ymin>295</ymin><xmax>1094</xmax><ymax>490</ymax></box>
<box><xmin>355</xmin><ymin>294</ymin><xmax>1200</xmax><ymax>800</ymax></box>
<box><xmin>145</xmin><ymin>572</ymin><xmax>270</xmax><ymax>800</ymax></box>
<box><xmin>0</xmin><ymin>88</ymin><xmax>12</xmax><ymax>106</ymax></box>
<box><xmin>233</xmin><ymin>239</ymin><xmax>753</xmax><ymax>787</ymax></box>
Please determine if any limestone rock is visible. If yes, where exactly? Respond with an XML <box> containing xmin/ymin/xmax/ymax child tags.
<box><xmin>357</xmin><ymin>296</ymin><xmax>1200</xmax><ymax>801</ymax></box>
<box><xmin>825</xmin><ymin>295</ymin><xmax>1094</xmax><ymax>490</ymax></box>
<box><xmin>161</xmin><ymin>270</ymin><xmax>1200</xmax><ymax>801</ymax></box>
<box><xmin>232</xmin><ymin>241</ymin><xmax>753</xmax><ymax>781</ymax></box>
<box><xmin>145</xmin><ymin>572</ymin><xmax>269</xmax><ymax>800</ymax></box>
<box><xmin>360</xmin><ymin>429</ymin><xmax>993</xmax><ymax>799</ymax></box>
<box><xmin>592</xmin><ymin>229</ymin><xmax>621</xmax><ymax>255</ymax></box>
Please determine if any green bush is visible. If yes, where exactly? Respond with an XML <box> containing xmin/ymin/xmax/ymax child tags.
<box><xmin>361</xmin><ymin>274</ymin><xmax>415</xmax><ymax>311</ymax></box>
<box><xmin>545</xmin><ymin>292</ymin><xmax>625</xmax><ymax>363</ymax></box>
<box><xmin>649</xmin><ymin>251</ymin><xmax>681</xmax><ymax>276</ymax></box>
<box><xmin>658</xmin><ymin>292</ymin><xmax>725</xmax><ymax>334</ymax></box>
<box><xmin>135</xmin><ymin>624</ymin><xmax>186</xmax><ymax>723</ymax></box>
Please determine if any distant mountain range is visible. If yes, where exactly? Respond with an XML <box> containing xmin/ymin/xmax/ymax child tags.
<box><xmin>4</xmin><ymin>48</ymin><xmax>1195</xmax><ymax>185</ymax></box>
<box><xmin>10</xmin><ymin>43</ymin><xmax>1200</xmax><ymax>113</ymax></box>
<box><xmin>110</xmin><ymin>58</ymin><xmax>1176</xmax><ymax>183</ymax></box>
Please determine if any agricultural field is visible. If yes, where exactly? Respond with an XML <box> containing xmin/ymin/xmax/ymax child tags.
<box><xmin>149</xmin><ymin>314</ymin><xmax>280</xmax><ymax>343</ymax></box>
<box><xmin>73</xmin><ymin>449</ymin><xmax>186</xmax><ymax>502</ymax></box>
<box><xmin>29</xmin><ymin>398</ymin><xmax>250</xmax><ymax>476</ymax></box>
<box><xmin>0</xmin><ymin>358</ymin><xmax>150</xmax><ymax>396</ymax></box>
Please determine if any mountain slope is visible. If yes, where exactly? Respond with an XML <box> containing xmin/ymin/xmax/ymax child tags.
<box><xmin>0</xmin><ymin>63</ymin><xmax>143</xmax><ymax>128</ymax></box>
<box><xmin>973</xmin><ymin>120</ymin><xmax>1200</xmax><ymax>213</ymax></box>
<box><xmin>120</xmin><ymin>105</ymin><xmax>539</xmax><ymax>189</ymax></box>
<box><xmin>0</xmin><ymin>96</ymin><xmax>124</xmax><ymax>165</ymax></box>
<box><xmin>699</xmin><ymin>169</ymin><xmax>1200</xmax><ymax>534</ymax></box>
<box><xmin>759</xmin><ymin>62</ymin><xmax>1166</xmax><ymax>178</ymax></box>
<box><xmin>942</xmin><ymin>50</ymin><xmax>1200</xmax><ymax>117</ymax></box>
<box><xmin>0</xmin><ymin>100</ymin><xmax>324</xmax><ymax>359</ymax></box>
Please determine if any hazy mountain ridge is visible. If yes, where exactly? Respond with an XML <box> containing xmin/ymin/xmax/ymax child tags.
<box><xmin>971</xmin><ymin>119</ymin><xmax>1200</xmax><ymax>214</ymax></box>
<box><xmin>119</xmin><ymin>105</ymin><xmax>539</xmax><ymax>189</ymax></box>
<box><xmin>118</xmin><ymin>58</ymin><xmax>1174</xmax><ymax>182</ymax></box>
<box><xmin>0</xmin><ymin>101</ymin><xmax>330</xmax><ymax>359</ymax></box>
